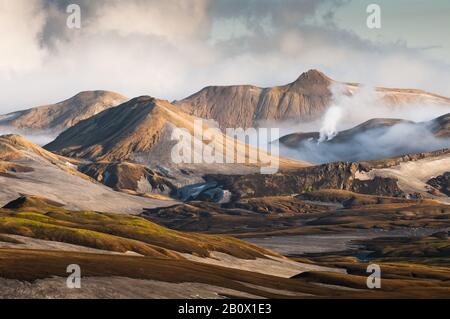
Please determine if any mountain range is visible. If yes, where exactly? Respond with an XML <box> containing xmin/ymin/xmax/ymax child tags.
<box><xmin>0</xmin><ymin>69</ymin><xmax>440</xmax><ymax>158</ymax></box>
<box><xmin>0</xmin><ymin>69</ymin><xmax>449</xmax><ymax>298</ymax></box>
<box><xmin>175</xmin><ymin>69</ymin><xmax>450</xmax><ymax>129</ymax></box>
<box><xmin>45</xmin><ymin>96</ymin><xmax>306</xmax><ymax>182</ymax></box>
<box><xmin>3</xmin><ymin>70</ymin><xmax>449</xmax><ymax>135</ymax></box>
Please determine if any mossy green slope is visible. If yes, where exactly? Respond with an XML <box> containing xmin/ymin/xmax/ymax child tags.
<box><xmin>0</xmin><ymin>196</ymin><xmax>277</xmax><ymax>259</ymax></box>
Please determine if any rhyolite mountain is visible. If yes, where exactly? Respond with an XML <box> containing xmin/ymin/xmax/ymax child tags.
<box><xmin>45</xmin><ymin>96</ymin><xmax>180</xmax><ymax>162</ymax></box>
<box><xmin>0</xmin><ymin>90</ymin><xmax>127</xmax><ymax>130</ymax></box>
<box><xmin>45</xmin><ymin>96</ymin><xmax>307</xmax><ymax>179</ymax></box>
<box><xmin>3</xmin><ymin>70</ymin><xmax>449</xmax><ymax>133</ymax></box>
<box><xmin>175</xmin><ymin>69</ymin><xmax>450</xmax><ymax>129</ymax></box>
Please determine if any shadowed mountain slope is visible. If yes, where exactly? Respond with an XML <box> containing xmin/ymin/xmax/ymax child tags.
<box><xmin>78</xmin><ymin>161</ymin><xmax>177</xmax><ymax>197</ymax></box>
<box><xmin>204</xmin><ymin>149</ymin><xmax>450</xmax><ymax>203</ymax></box>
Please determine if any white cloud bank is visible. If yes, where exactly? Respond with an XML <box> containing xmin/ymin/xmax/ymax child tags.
<box><xmin>1</xmin><ymin>0</ymin><xmax>450</xmax><ymax>115</ymax></box>
<box><xmin>279</xmin><ymin>85</ymin><xmax>450</xmax><ymax>163</ymax></box>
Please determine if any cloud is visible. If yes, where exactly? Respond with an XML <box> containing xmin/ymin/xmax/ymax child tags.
<box><xmin>0</xmin><ymin>0</ymin><xmax>215</xmax><ymax>112</ymax></box>
<box><xmin>281</xmin><ymin>121</ymin><xmax>450</xmax><ymax>164</ymax></box>
<box><xmin>0</xmin><ymin>126</ymin><xmax>58</xmax><ymax>146</ymax></box>
<box><xmin>278</xmin><ymin>85</ymin><xmax>450</xmax><ymax>163</ymax></box>
<box><xmin>314</xmin><ymin>83</ymin><xmax>450</xmax><ymax>142</ymax></box>
<box><xmin>0</xmin><ymin>0</ymin><xmax>48</xmax><ymax>73</ymax></box>
<box><xmin>39</xmin><ymin>0</ymin><xmax>211</xmax><ymax>46</ymax></box>
<box><xmin>0</xmin><ymin>0</ymin><xmax>450</xmax><ymax>117</ymax></box>
<box><xmin>208</xmin><ymin>0</ymin><xmax>343</xmax><ymax>28</ymax></box>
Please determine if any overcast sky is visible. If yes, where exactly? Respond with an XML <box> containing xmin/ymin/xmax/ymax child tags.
<box><xmin>1</xmin><ymin>0</ymin><xmax>449</xmax><ymax>113</ymax></box>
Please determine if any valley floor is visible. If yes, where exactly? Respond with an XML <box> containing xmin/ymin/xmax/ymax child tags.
<box><xmin>0</xmin><ymin>191</ymin><xmax>448</xmax><ymax>299</ymax></box>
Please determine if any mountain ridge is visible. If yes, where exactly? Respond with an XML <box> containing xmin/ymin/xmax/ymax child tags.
<box><xmin>44</xmin><ymin>96</ymin><xmax>308</xmax><ymax>177</ymax></box>
<box><xmin>175</xmin><ymin>69</ymin><xmax>450</xmax><ymax>129</ymax></box>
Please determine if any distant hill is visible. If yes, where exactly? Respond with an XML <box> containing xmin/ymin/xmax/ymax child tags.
<box><xmin>280</xmin><ymin>118</ymin><xmax>410</xmax><ymax>147</ymax></box>
<box><xmin>430</xmin><ymin>113</ymin><xmax>450</xmax><ymax>138</ymax></box>
<box><xmin>278</xmin><ymin>114</ymin><xmax>450</xmax><ymax>163</ymax></box>
<box><xmin>175</xmin><ymin>69</ymin><xmax>450</xmax><ymax>129</ymax></box>
<box><xmin>280</xmin><ymin>114</ymin><xmax>450</xmax><ymax>147</ymax></box>
<box><xmin>0</xmin><ymin>90</ymin><xmax>127</xmax><ymax>130</ymax></box>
